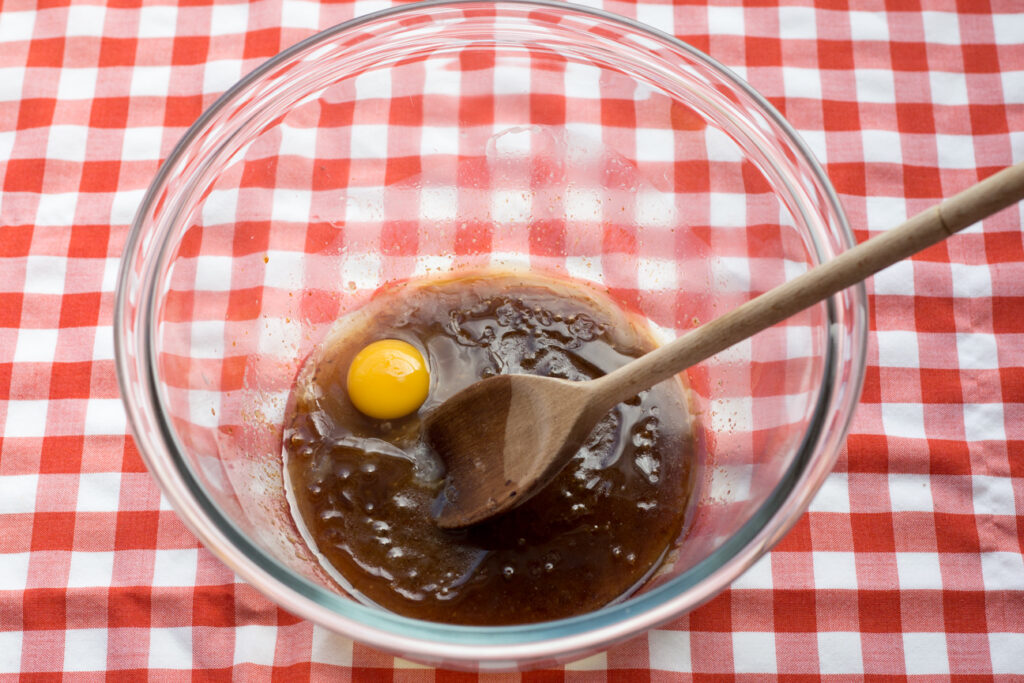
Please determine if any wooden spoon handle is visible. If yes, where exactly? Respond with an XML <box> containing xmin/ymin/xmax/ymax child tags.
<box><xmin>593</xmin><ymin>161</ymin><xmax>1024</xmax><ymax>406</ymax></box>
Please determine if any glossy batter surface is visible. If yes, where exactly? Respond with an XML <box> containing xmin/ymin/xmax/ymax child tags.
<box><xmin>283</xmin><ymin>273</ymin><xmax>695</xmax><ymax>624</ymax></box>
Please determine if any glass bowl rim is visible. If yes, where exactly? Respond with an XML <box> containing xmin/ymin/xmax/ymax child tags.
<box><xmin>114</xmin><ymin>0</ymin><xmax>868</xmax><ymax>664</ymax></box>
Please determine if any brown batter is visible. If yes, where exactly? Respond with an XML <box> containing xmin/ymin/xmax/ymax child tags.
<box><xmin>283</xmin><ymin>272</ymin><xmax>695</xmax><ymax>624</ymax></box>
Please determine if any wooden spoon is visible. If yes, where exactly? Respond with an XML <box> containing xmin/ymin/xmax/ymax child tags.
<box><xmin>427</xmin><ymin>162</ymin><xmax>1024</xmax><ymax>529</ymax></box>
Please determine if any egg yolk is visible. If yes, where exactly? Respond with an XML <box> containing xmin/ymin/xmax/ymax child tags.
<box><xmin>346</xmin><ymin>339</ymin><xmax>430</xmax><ymax>420</ymax></box>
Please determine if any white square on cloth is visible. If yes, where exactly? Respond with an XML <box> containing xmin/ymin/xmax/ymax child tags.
<box><xmin>921</xmin><ymin>11</ymin><xmax>960</xmax><ymax>45</ymax></box>
<box><xmin>341</xmin><ymin>253</ymin><xmax>382</xmax><ymax>290</ymax></box>
<box><xmin>4</xmin><ymin>400</ymin><xmax>49</xmax><ymax>439</ymax></box>
<box><xmin>0</xmin><ymin>11</ymin><xmax>34</xmax><ymax>43</ymax></box>
<box><xmin>732</xmin><ymin>552</ymin><xmax>773</xmax><ymax>590</ymax></box>
<box><xmin>152</xmin><ymin>549</ymin><xmax>199</xmax><ymax>588</ymax></box>
<box><xmin>929</xmin><ymin>71</ymin><xmax>969</xmax><ymax>106</ymax></box>
<box><xmin>888</xmin><ymin>473</ymin><xmax>933</xmax><ymax>512</ymax></box>
<box><xmin>635</xmin><ymin>4</ymin><xmax>673</xmax><ymax>33</ymax></box>
<box><xmin>564</xmin><ymin>652</ymin><xmax>607</xmax><ymax>671</ymax></box>
<box><xmin>972</xmin><ymin>474</ymin><xmax>1016</xmax><ymax>516</ymax></box>
<box><xmin>980</xmin><ymin>551</ymin><xmax>1024</xmax><ymax>591</ymax></box>
<box><xmin>881</xmin><ymin>403</ymin><xmax>926</xmax><ymax>440</ymax></box>
<box><xmin>903</xmin><ymin>632</ymin><xmax>949</xmax><ymax>675</ymax></box>
<box><xmin>279</xmin><ymin>122</ymin><xmax>318</xmax><ymax>159</ymax></box>
<box><xmin>413</xmin><ymin>255</ymin><xmax>454</xmax><ymax>278</ymax></box>
<box><xmin>233</xmin><ymin>624</ymin><xmax>278</xmax><ymax>666</ymax></box>
<box><xmin>419</xmin><ymin>186</ymin><xmax>459</xmax><ymax>221</ymax></box>
<box><xmin>130</xmin><ymin>66</ymin><xmax>172</xmax><ymax>97</ymax></box>
<box><xmin>94</xmin><ymin>326</ymin><xmax>115</xmax><ymax>361</ymax></box>
<box><xmin>864</xmin><ymin>198</ymin><xmax>908</xmax><ymax>239</ymax></box>
<box><xmin>67</xmin><ymin>551</ymin><xmax>115</xmax><ymax>588</ymax></box>
<box><xmin>148</xmin><ymin>628</ymin><xmax>194</xmax><ymax>670</ymax></box>
<box><xmin>638</xmin><ymin>258</ymin><xmax>678</xmax><ymax>291</ymax></box>
<box><xmin>258</xmin><ymin>316</ymin><xmax>303</xmax><ymax>357</ymax></box>
<box><xmin>63</xmin><ymin>628</ymin><xmax>108</xmax><ymax>672</ymax></box>
<box><xmin>963</xmin><ymin>403</ymin><xmax>1005</xmax><ymax>442</ymax></box>
<box><xmin>75</xmin><ymin>472</ymin><xmax>122</xmax><ymax>513</ymax></box>
<box><xmin>13</xmin><ymin>328</ymin><xmax>59</xmax><ymax>363</ymax></box>
<box><xmin>956</xmin><ymin>332</ymin><xmax>999</xmax><ymax>370</ymax></box>
<box><xmin>281</xmin><ymin>0</ymin><xmax>320</xmax><ymax>30</ymax></box>
<box><xmin>201</xmin><ymin>189</ymin><xmax>239</xmax><ymax>226</ymax></box>
<box><xmin>854</xmin><ymin>69</ymin><xmax>896</xmax><ymax>104</ymax></box>
<box><xmin>311</xmin><ymin>625</ymin><xmax>354</xmax><ymax>666</ymax></box>
<box><xmin>83</xmin><ymin>398</ymin><xmax>127</xmax><ymax>436</ymax></box>
<box><xmin>102</xmin><ymin>258</ymin><xmax>119</xmax><ymax>293</ymax></box>
<box><xmin>935</xmin><ymin>134</ymin><xmax>976</xmax><ymax>169</ymax></box>
<box><xmin>848</xmin><ymin>11</ymin><xmax>888</xmax><ymax>42</ymax></box>
<box><xmin>271</xmin><ymin>188</ymin><xmax>313</xmax><ymax>223</ymax></box>
<box><xmin>260</xmin><ymin>251</ymin><xmax>304</xmax><ymax>292</ymax></box>
<box><xmin>818</xmin><ymin>632</ymin><xmax>864</xmax><ymax>675</ymax></box>
<box><xmin>111</xmin><ymin>189</ymin><xmax>146</xmax><ymax>226</ymax></box>
<box><xmin>950</xmin><ymin>263</ymin><xmax>992</xmax><ymax>298</ymax></box>
<box><xmin>24</xmin><ymin>255</ymin><xmax>67</xmax><ymax>294</ymax></box>
<box><xmin>778</xmin><ymin>6</ymin><xmax>816</xmax><ymax>40</ymax></box>
<box><xmin>709</xmin><ymin>192</ymin><xmax>747</xmax><ymax>228</ymax></box>
<box><xmin>565</xmin><ymin>256</ymin><xmax>604</xmax><ymax>284</ymax></box>
<box><xmin>782</xmin><ymin>66</ymin><xmax>822</xmax><ymax>100</ymax></box>
<box><xmin>121</xmin><ymin>127</ymin><xmax>164</xmax><ymax>162</ymax></box>
<box><xmin>393</xmin><ymin>657</ymin><xmax>430</xmax><ymax>669</ymax></box>
<box><xmin>349</xmin><ymin>125</ymin><xmax>389</xmax><ymax>159</ymax></box>
<box><xmin>209</xmin><ymin>3</ymin><xmax>249</xmax><ymax>36</ymax></box>
<box><xmin>807</xmin><ymin>472</ymin><xmax>850</xmax><ymax>513</ymax></box>
<box><xmin>0</xmin><ymin>632</ymin><xmax>22</xmax><ymax>672</ymax></box>
<box><xmin>57</xmin><ymin>68</ymin><xmax>98</xmax><ymax>101</ymax></box>
<box><xmin>733</xmin><ymin>632</ymin><xmax>776</xmax><ymax>674</ymax></box>
<box><xmin>861</xmin><ymin>129</ymin><xmax>903</xmax><ymax>165</ymax></box>
<box><xmin>705</xmin><ymin>127</ymin><xmax>745</xmax><ymax>162</ymax></box>
<box><xmin>0</xmin><ymin>474</ymin><xmax>38</xmax><ymax>515</ymax></box>
<box><xmin>635</xmin><ymin>128</ymin><xmax>676</xmax><ymax>162</ymax></box>
<box><xmin>0</xmin><ymin>553</ymin><xmax>30</xmax><ymax>591</ymax></box>
<box><xmin>812</xmin><ymin>552</ymin><xmax>858</xmax><ymax>589</ymax></box>
<box><xmin>990</xmin><ymin>633</ymin><xmax>1024</xmax><ymax>674</ymax></box>
<box><xmin>35</xmin><ymin>192</ymin><xmax>79</xmax><ymax>227</ymax></box>
<box><xmin>45</xmin><ymin>125</ymin><xmax>89</xmax><ymax>162</ymax></box>
<box><xmin>65</xmin><ymin>4</ymin><xmax>106</xmax><ymax>37</ymax></box>
<box><xmin>895</xmin><ymin>552</ymin><xmax>943</xmax><ymax>589</ymax></box>
<box><xmin>1002</xmin><ymin>71</ymin><xmax>1024</xmax><ymax>105</ymax></box>
<box><xmin>707</xmin><ymin>6</ymin><xmax>744</xmax><ymax>35</ymax></box>
<box><xmin>649</xmin><ymin>630</ymin><xmax>691</xmax><ymax>672</ymax></box>
<box><xmin>203</xmin><ymin>60</ymin><xmax>244</xmax><ymax>95</ymax></box>
<box><xmin>137</xmin><ymin>4</ymin><xmax>177</xmax><ymax>38</ymax></box>
<box><xmin>0</xmin><ymin>70</ymin><xmax>21</xmax><ymax>102</ymax></box>
<box><xmin>875</xmin><ymin>330</ymin><xmax>919</xmax><ymax>368</ymax></box>
<box><xmin>194</xmin><ymin>255</ymin><xmax>234</xmax><ymax>292</ymax></box>
<box><xmin>992</xmin><ymin>12</ymin><xmax>1024</xmax><ymax>44</ymax></box>
<box><xmin>420</xmin><ymin>126</ymin><xmax>459</xmax><ymax>157</ymax></box>
<box><xmin>492</xmin><ymin>190</ymin><xmax>531</xmax><ymax>224</ymax></box>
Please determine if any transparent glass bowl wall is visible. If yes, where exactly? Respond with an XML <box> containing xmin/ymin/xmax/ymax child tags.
<box><xmin>116</xmin><ymin>0</ymin><xmax>866</xmax><ymax>669</ymax></box>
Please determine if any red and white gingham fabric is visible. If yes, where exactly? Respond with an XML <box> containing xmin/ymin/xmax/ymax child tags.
<box><xmin>1</xmin><ymin>0</ymin><xmax>1023</xmax><ymax>678</ymax></box>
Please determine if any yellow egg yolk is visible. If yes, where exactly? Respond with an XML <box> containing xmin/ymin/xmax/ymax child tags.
<box><xmin>346</xmin><ymin>339</ymin><xmax>430</xmax><ymax>420</ymax></box>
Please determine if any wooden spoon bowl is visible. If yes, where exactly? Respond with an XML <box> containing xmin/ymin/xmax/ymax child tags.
<box><xmin>428</xmin><ymin>162</ymin><xmax>1024</xmax><ymax>529</ymax></box>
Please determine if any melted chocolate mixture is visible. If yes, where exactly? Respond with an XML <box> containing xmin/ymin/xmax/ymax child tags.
<box><xmin>284</xmin><ymin>274</ymin><xmax>695</xmax><ymax>624</ymax></box>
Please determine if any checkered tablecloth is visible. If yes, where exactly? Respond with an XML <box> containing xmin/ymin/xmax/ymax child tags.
<box><xmin>2</xmin><ymin>0</ymin><xmax>1023</xmax><ymax>678</ymax></box>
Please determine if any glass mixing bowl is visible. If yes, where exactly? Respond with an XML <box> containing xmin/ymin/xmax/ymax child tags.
<box><xmin>115</xmin><ymin>0</ymin><xmax>867</xmax><ymax>669</ymax></box>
